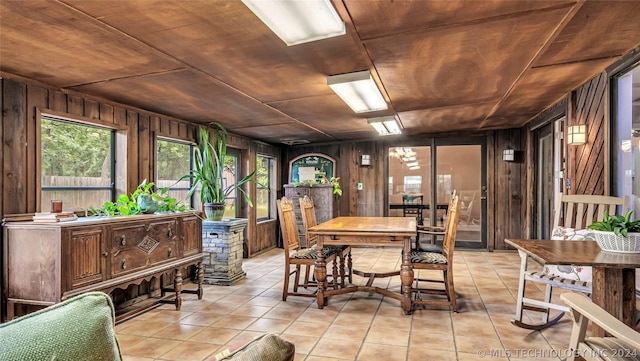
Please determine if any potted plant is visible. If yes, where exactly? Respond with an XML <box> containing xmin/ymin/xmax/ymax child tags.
<box><xmin>89</xmin><ymin>180</ymin><xmax>188</xmax><ymax>217</ymax></box>
<box><xmin>182</xmin><ymin>122</ymin><xmax>255</xmax><ymax>221</ymax></box>
<box><xmin>587</xmin><ymin>210</ymin><xmax>640</xmax><ymax>253</ymax></box>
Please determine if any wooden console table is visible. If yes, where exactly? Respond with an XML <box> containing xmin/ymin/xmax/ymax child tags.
<box><xmin>2</xmin><ymin>213</ymin><xmax>203</xmax><ymax>322</ymax></box>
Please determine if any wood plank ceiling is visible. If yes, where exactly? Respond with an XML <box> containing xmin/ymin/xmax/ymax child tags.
<box><xmin>1</xmin><ymin>0</ymin><xmax>639</xmax><ymax>144</ymax></box>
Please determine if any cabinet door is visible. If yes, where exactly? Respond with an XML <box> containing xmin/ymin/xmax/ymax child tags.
<box><xmin>67</xmin><ymin>226</ymin><xmax>107</xmax><ymax>289</ymax></box>
<box><xmin>110</xmin><ymin>220</ymin><xmax>178</xmax><ymax>276</ymax></box>
<box><xmin>309</xmin><ymin>186</ymin><xmax>334</xmax><ymax>223</ymax></box>
<box><xmin>180</xmin><ymin>215</ymin><xmax>202</xmax><ymax>257</ymax></box>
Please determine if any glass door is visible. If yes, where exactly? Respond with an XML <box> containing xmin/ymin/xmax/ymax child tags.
<box><xmin>435</xmin><ymin>141</ymin><xmax>486</xmax><ymax>249</ymax></box>
<box><xmin>388</xmin><ymin>139</ymin><xmax>486</xmax><ymax>249</ymax></box>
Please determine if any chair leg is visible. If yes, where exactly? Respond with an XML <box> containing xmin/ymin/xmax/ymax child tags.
<box><xmin>513</xmin><ymin>250</ymin><xmax>528</xmax><ymax>323</ymax></box>
<box><xmin>347</xmin><ymin>252</ymin><xmax>353</xmax><ymax>284</ymax></box>
<box><xmin>303</xmin><ymin>265</ymin><xmax>312</xmax><ymax>288</ymax></box>
<box><xmin>543</xmin><ymin>284</ymin><xmax>553</xmax><ymax>324</ymax></box>
<box><xmin>283</xmin><ymin>263</ymin><xmax>290</xmax><ymax>301</ymax></box>
<box><xmin>339</xmin><ymin>253</ymin><xmax>346</xmax><ymax>287</ymax></box>
<box><xmin>293</xmin><ymin>264</ymin><xmax>301</xmax><ymax>292</ymax></box>
<box><xmin>444</xmin><ymin>270</ymin><xmax>457</xmax><ymax>312</ymax></box>
<box><xmin>332</xmin><ymin>258</ymin><xmax>339</xmax><ymax>290</ymax></box>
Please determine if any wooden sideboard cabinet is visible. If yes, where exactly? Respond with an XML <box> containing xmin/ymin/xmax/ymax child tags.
<box><xmin>2</xmin><ymin>213</ymin><xmax>203</xmax><ymax>321</ymax></box>
<box><xmin>283</xmin><ymin>184</ymin><xmax>334</xmax><ymax>247</ymax></box>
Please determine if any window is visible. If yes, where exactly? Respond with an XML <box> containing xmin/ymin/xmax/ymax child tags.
<box><xmin>257</xmin><ymin>155</ymin><xmax>276</xmax><ymax>220</ymax></box>
<box><xmin>156</xmin><ymin>138</ymin><xmax>193</xmax><ymax>208</ymax></box>
<box><xmin>612</xmin><ymin>59</ymin><xmax>640</xmax><ymax>216</ymax></box>
<box><xmin>41</xmin><ymin>116</ymin><xmax>114</xmax><ymax>211</ymax></box>
<box><xmin>404</xmin><ymin>176</ymin><xmax>422</xmax><ymax>194</ymax></box>
<box><xmin>224</xmin><ymin>149</ymin><xmax>240</xmax><ymax>218</ymax></box>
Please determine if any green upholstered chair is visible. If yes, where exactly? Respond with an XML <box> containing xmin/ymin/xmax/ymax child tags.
<box><xmin>0</xmin><ymin>292</ymin><xmax>122</xmax><ymax>361</ymax></box>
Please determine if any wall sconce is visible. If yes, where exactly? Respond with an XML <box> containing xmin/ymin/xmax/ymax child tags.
<box><xmin>567</xmin><ymin>124</ymin><xmax>587</xmax><ymax>145</ymax></box>
<box><xmin>241</xmin><ymin>0</ymin><xmax>345</xmax><ymax>46</ymax></box>
<box><xmin>503</xmin><ymin>149</ymin><xmax>515</xmax><ymax>162</ymax></box>
<box><xmin>361</xmin><ymin>154</ymin><xmax>371</xmax><ymax>166</ymax></box>
<box><xmin>367</xmin><ymin>116</ymin><xmax>401</xmax><ymax>135</ymax></box>
<box><xmin>328</xmin><ymin>71</ymin><xmax>388</xmax><ymax>113</ymax></box>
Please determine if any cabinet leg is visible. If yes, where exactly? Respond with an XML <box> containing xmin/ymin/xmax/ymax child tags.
<box><xmin>197</xmin><ymin>262</ymin><xmax>204</xmax><ymax>300</ymax></box>
<box><xmin>7</xmin><ymin>301</ymin><xmax>15</xmax><ymax>321</ymax></box>
<box><xmin>174</xmin><ymin>268</ymin><xmax>183</xmax><ymax>311</ymax></box>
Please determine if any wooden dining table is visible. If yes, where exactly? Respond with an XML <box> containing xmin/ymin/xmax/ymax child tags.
<box><xmin>308</xmin><ymin>217</ymin><xmax>416</xmax><ymax>315</ymax></box>
<box><xmin>505</xmin><ymin>238</ymin><xmax>640</xmax><ymax>335</ymax></box>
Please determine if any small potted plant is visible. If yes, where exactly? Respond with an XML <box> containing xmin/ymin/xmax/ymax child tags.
<box><xmin>587</xmin><ymin>210</ymin><xmax>640</xmax><ymax>253</ymax></box>
<box><xmin>180</xmin><ymin>123</ymin><xmax>256</xmax><ymax>221</ymax></box>
<box><xmin>89</xmin><ymin>180</ymin><xmax>187</xmax><ymax>217</ymax></box>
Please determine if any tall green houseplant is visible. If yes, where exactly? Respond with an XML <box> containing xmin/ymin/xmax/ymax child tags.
<box><xmin>183</xmin><ymin>122</ymin><xmax>256</xmax><ymax>221</ymax></box>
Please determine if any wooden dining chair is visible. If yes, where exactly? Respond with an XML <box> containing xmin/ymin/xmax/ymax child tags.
<box><xmin>410</xmin><ymin>194</ymin><xmax>460</xmax><ymax>311</ymax></box>
<box><xmin>414</xmin><ymin>190</ymin><xmax>457</xmax><ymax>253</ymax></box>
<box><xmin>299</xmin><ymin>195</ymin><xmax>352</xmax><ymax>286</ymax></box>
<box><xmin>277</xmin><ymin>196</ymin><xmax>340</xmax><ymax>301</ymax></box>
<box><xmin>402</xmin><ymin>193</ymin><xmax>424</xmax><ymax>225</ymax></box>
<box><xmin>512</xmin><ymin>193</ymin><xmax>629</xmax><ymax>330</ymax></box>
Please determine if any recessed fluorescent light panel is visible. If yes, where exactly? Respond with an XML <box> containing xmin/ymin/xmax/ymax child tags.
<box><xmin>367</xmin><ymin>116</ymin><xmax>401</xmax><ymax>136</ymax></box>
<box><xmin>328</xmin><ymin>71</ymin><xmax>388</xmax><ymax>113</ymax></box>
<box><xmin>241</xmin><ymin>0</ymin><xmax>345</xmax><ymax>46</ymax></box>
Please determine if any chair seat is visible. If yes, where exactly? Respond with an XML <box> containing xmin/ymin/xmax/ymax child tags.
<box><xmin>292</xmin><ymin>246</ymin><xmax>339</xmax><ymax>260</ymax></box>
<box><xmin>410</xmin><ymin>251</ymin><xmax>447</xmax><ymax>264</ymax></box>
<box><xmin>525</xmin><ymin>270</ymin><xmax>592</xmax><ymax>292</ymax></box>
<box><xmin>582</xmin><ymin>337</ymin><xmax>640</xmax><ymax>361</ymax></box>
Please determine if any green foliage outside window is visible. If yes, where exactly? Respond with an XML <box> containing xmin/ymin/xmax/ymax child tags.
<box><xmin>41</xmin><ymin>118</ymin><xmax>111</xmax><ymax>179</ymax></box>
<box><xmin>157</xmin><ymin>139</ymin><xmax>191</xmax><ymax>180</ymax></box>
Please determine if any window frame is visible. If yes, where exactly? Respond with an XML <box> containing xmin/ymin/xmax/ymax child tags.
<box><xmin>256</xmin><ymin>154</ymin><xmax>276</xmax><ymax>221</ymax></box>
<box><xmin>37</xmin><ymin>109</ymin><xmax>127</xmax><ymax>212</ymax></box>
<box><xmin>155</xmin><ymin>136</ymin><xmax>195</xmax><ymax>208</ymax></box>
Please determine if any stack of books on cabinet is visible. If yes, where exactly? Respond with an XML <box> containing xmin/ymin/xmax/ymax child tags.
<box><xmin>32</xmin><ymin>212</ymin><xmax>78</xmax><ymax>223</ymax></box>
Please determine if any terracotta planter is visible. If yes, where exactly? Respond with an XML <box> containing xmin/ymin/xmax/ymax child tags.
<box><xmin>203</xmin><ymin>202</ymin><xmax>225</xmax><ymax>221</ymax></box>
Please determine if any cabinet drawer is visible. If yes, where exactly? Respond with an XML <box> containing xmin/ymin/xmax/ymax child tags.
<box><xmin>111</xmin><ymin>220</ymin><xmax>178</xmax><ymax>276</ymax></box>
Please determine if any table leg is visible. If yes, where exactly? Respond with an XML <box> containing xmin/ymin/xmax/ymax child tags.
<box><xmin>591</xmin><ymin>266</ymin><xmax>636</xmax><ymax>336</ymax></box>
<box><xmin>400</xmin><ymin>236</ymin><xmax>414</xmax><ymax>314</ymax></box>
<box><xmin>315</xmin><ymin>238</ymin><xmax>327</xmax><ymax>309</ymax></box>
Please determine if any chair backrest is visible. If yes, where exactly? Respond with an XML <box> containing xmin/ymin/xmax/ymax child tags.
<box><xmin>277</xmin><ymin>197</ymin><xmax>301</xmax><ymax>252</ymax></box>
<box><xmin>403</xmin><ymin>193</ymin><xmax>423</xmax><ymax>224</ymax></box>
<box><xmin>553</xmin><ymin>193</ymin><xmax>629</xmax><ymax>230</ymax></box>
<box><xmin>443</xmin><ymin>195</ymin><xmax>461</xmax><ymax>260</ymax></box>
<box><xmin>299</xmin><ymin>195</ymin><xmax>318</xmax><ymax>247</ymax></box>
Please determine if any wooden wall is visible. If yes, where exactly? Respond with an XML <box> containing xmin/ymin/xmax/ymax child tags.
<box><xmin>0</xmin><ymin>75</ymin><xmax>281</xmax><ymax>260</ymax></box>
<box><xmin>283</xmin><ymin>131</ymin><xmax>528</xmax><ymax>251</ymax></box>
<box><xmin>568</xmin><ymin>72</ymin><xmax>608</xmax><ymax>196</ymax></box>
<box><xmin>0</xmin><ymin>67</ymin><xmax>617</xmax><ymax>256</ymax></box>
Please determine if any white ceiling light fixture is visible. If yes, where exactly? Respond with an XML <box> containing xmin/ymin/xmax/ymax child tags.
<box><xmin>406</xmin><ymin>162</ymin><xmax>419</xmax><ymax>167</ymax></box>
<box><xmin>241</xmin><ymin>0</ymin><xmax>345</xmax><ymax>46</ymax></box>
<box><xmin>367</xmin><ymin>116</ymin><xmax>401</xmax><ymax>136</ymax></box>
<box><xmin>328</xmin><ymin>71</ymin><xmax>388</xmax><ymax>113</ymax></box>
<box><xmin>409</xmin><ymin>166</ymin><xmax>420</xmax><ymax>170</ymax></box>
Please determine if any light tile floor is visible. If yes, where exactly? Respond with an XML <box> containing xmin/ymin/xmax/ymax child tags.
<box><xmin>116</xmin><ymin>247</ymin><xmax>579</xmax><ymax>361</ymax></box>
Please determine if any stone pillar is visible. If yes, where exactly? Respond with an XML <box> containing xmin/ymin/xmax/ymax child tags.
<box><xmin>201</xmin><ymin>218</ymin><xmax>248</xmax><ymax>285</ymax></box>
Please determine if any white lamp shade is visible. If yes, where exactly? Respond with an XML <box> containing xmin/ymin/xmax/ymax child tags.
<box><xmin>503</xmin><ymin>149</ymin><xmax>515</xmax><ymax>162</ymax></box>
<box><xmin>567</xmin><ymin>125</ymin><xmax>587</xmax><ymax>145</ymax></box>
<box><xmin>328</xmin><ymin>71</ymin><xmax>388</xmax><ymax>113</ymax></box>
<box><xmin>242</xmin><ymin>0</ymin><xmax>345</xmax><ymax>46</ymax></box>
